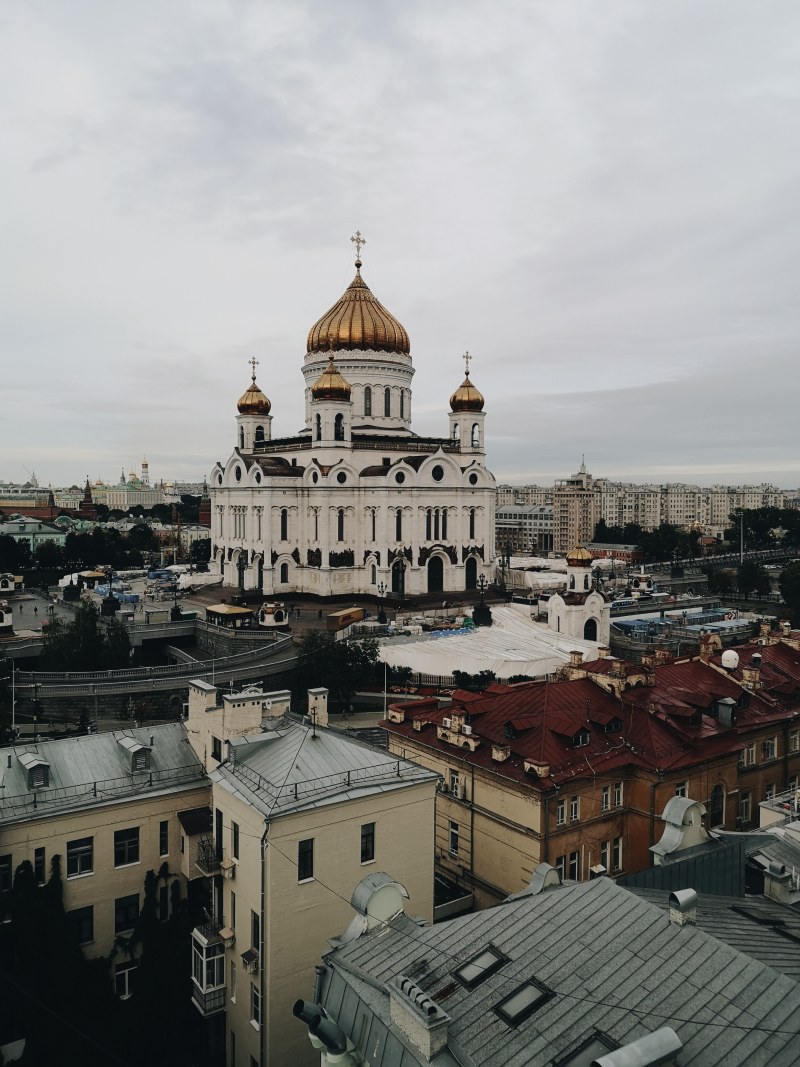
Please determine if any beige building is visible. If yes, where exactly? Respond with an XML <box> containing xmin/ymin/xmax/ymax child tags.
<box><xmin>0</xmin><ymin>725</ymin><xmax>209</xmax><ymax>993</ymax></box>
<box><xmin>552</xmin><ymin>461</ymin><xmax>597</xmax><ymax>554</ymax></box>
<box><xmin>184</xmin><ymin>680</ymin><xmax>439</xmax><ymax>1067</ymax></box>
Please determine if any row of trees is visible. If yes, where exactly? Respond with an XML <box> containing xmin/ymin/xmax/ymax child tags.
<box><xmin>40</xmin><ymin>600</ymin><xmax>133</xmax><ymax>672</ymax></box>
<box><xmin>0</xmin><ymin>529</ymin><xmax>211</xmax><ymax>578</ymax></box>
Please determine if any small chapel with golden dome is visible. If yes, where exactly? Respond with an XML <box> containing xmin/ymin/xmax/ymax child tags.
<box><xmin>209</xmin><ymin>235</ymin><xmax>496</xmax><ymax>598</ymax></box>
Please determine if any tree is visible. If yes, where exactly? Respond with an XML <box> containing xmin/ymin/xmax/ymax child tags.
<box><xmin>0</xmin><ymin>533</ymin><xmax>31</xmax><ymax>572</ymax></box>
<box><xmin>295</xmin><ymin>631</ymin><xmax>380</xmax><ymax>712</ymax></box>
<box><xmin>40</xmin><ymin>599</ymin><xmax>131</xmax><ymax>672</ymax></box>
<box><xmin>779</xmin><ymin>562</ymin><xmax>800</xmax><ymax>626</ymax></box>
<box><xmin>738</xmin><ymin>561</ymin><xmax>771</xmax><ymax>598</ymax></box>
<box><xmin>189</xmin><ymin>538</ymin><xmax>211</xmax><ymax>563</ymax></box>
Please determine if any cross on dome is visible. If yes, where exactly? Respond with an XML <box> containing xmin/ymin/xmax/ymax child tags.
<box><xmin>350</xmin><ymin>229</ymin><xmax>366</xmax><ymax>266</ymax></box>
<box><xmin>248</xmin><ymin>356</ymin><xmax>259</xmax><ymax>382</ymax></box>
<box><xmin>463</xmin><ymin>350</ymin><xmax>472</xmax><ymax>377</ymax></box>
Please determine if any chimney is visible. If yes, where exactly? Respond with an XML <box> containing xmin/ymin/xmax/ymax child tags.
<box><xmin>596</xmin><ymin>645</ymin><xmax>611</xmax><ymax>659</ymax></box>
<box><xmin>715</xmin><ymin>697</ymin><xmax>737</xmax><ymax>728</ymax></box>
<box><xmin>698</xmin><ymin>635</ymin><xmax>714</xmax><ymax>663</ymax></box>
<box><xmin>389</xmin><ymin>976</ymin><xmax>450</xmax><ymax>1059</ymax></box>
<box><xmin>610</xmin><ymin>659</ymin><xmax>626</xmax><ymax>679</ymax></box>
<box><xmin>307</xmin><ymin>687</ymin><xmax>329</xmax><ymax>728</ymax></box>
<box><xmin>763</xmin><ymin>861</ymin><xmax>792</xmax><ymax>905</ymax></box>
<box><xmin>741</xmin><ymin>658</ymin><xmax>761</xmax><ymax>690</ymax></box>
<box><xmin>668</xmin><ymin>888</ymin><xmax>697</xmax><ymax>926</ymax></box>
<box><xmin>569</xmin><ymin>649</ymin><xmax>583</xmax><ymax>668</ymax></box>
<box><xmin>641</xmin><ymin>653</ymin><xmax>655</xmax><ymax>671</ymax></box>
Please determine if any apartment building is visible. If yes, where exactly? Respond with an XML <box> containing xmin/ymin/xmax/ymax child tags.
<box><xmin>552</xmin><ymin>461</ymin><xmax>597</xmax><ymax>554</ymax></box>
<box><xmin>384</xmin><ymin>640</ymin><xmax>800</xmax><ymax>909</ymax></box>
<box><xmin>0</xmin><ymin>724</ymin><xmax>209</xmax><ymax>987</ymax></box>
<box><xmin>184</xmin><ymin>681</ymin><xmax>438</xmax><ymax>1067</ymax></box>
<box><xmin>494</xmin><ymin>504</ymin><xmax>554</xmax><ymax>555</ymax></box>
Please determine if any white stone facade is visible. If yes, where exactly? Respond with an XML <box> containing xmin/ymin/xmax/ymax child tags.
<box><xmin>210</xmin><ymin>262</ymin><xmax>496</xmax><ymax>598</ymax></box>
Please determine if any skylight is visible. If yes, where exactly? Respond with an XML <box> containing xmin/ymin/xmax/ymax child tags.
<box><xmin>454</xmin><ymin>946</ymin><xmax>506</xmax><ymax>989</ymax></box>
<box><xmin>494</xmin><ymin>977</ymin><xmax>553</xmax><ymax>1026</ymax></box>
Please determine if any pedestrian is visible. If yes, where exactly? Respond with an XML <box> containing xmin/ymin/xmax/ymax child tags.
<box><xmin>34</xmin><ymin>606</ymin><xmax>38</xmax><ymax>616</ymax></box>
<box><xmin>19</xmin><ymin>604</ymin><xmax>23</xmax><ymax>613</ymax></box>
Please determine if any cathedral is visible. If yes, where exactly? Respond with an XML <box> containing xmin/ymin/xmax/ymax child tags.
<box><xmin>210</xmin><ymin>236</ymin><xmax>496</xmax><ymax>599</ymax></box>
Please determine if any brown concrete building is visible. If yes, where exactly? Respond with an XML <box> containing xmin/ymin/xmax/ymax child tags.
<box><xmin>384</xmin><ymin>640</ymin><xmax>800</xmax><ymax>909</ymax></box>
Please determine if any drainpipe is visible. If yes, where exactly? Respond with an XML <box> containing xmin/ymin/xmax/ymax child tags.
<box><xmin>469</xmin><ymin>761</ymin><xmax>475</xmax><ymax>887</ymax></box>
<box><xmin>259</xmin><ymin>819</ymin><xmax>269</xmax><ymax>1067</ymax></box>
<box><xmin>649</xmin><ymin>777</ymin><xmax>659</xmax><ymax>852</ymax></box>
<box><xmin>542</xmin><ymin>792</ymin><xmax>550</xmax><ymax>865</ymax></box>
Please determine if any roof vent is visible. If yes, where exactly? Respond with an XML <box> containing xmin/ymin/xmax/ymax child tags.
<box><xmin>389</xmin><ymin>975</ymin><xmax>450</xmax><ymax>1059</ymax></box>
<box><xmin>751</xmin><ymin>652</ymin><xmax>763</xmax><ymax>667</ymax></box>
<box><xmin>668</xmin><ymin>888</ymin><xmax>697</xmax><ymax>926</ymax></box>
<box><xmin>720</xmin><ymin>649</ymin><xmax>739</xmax><ymax>671</ymax></box>
<box><xmin>591</xmin><ymin>1026</ymin><xmax>682</xmax><ymax>1067</ymax></box>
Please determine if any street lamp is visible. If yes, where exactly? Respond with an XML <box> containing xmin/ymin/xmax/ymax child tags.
<box><xmin>377</xmin><ymin>580</ymin><xmax>387</xmax><ymax>624</ymax></box>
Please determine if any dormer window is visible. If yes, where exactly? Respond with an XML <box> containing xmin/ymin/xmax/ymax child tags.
<box><xmin>573</xmin><ymin>728</ymin><xmax>590</xmax><ymax>748</ymax></box>
<box><xmin>117</xmin><ymin>735</ymin><xmax>151</xmax><ymax>773</ymax></box>
<box><xmin>133</xmin><ymin>750</ymin><xmax>150</xmax><ymax>772</ymax></box>
<box><xmin>18</xmin><ymin>753</ymin><xmax>50</xmax><ymax>790</ymax></box>
<box><xmin>605</xmin><ymin>718</ymin><xmax>621</xmax><ymax>734</ymax></box>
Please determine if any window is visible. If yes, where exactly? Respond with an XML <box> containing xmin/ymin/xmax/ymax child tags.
<box><xmin>334</xmin><ymin>413</ymin><xmax>344</xmax><ymax>440</ymax></box>
<box><xmin>469</xmin><ymin>508</ymin><xmax>476</xmax><ymax>539</ymax></box>
<box><xmin>232</xmin><ymin>821</ymin><xmax>239</xmax><ymax>860</ymax></box>
<box><xmin>337</xmin><ymin>508</ymin><xmax>345</xmax><ymax>541</ymax></box>
<box><xmin>114</xmin><ymin>894</ymin><xmax>139</xmax><ymax>934</ymax></box>
<box><xmin>675</xmin><ymin>782</ymin><xmax>688</xmax><ymax>798</ymax></box>
<box><xmin>613</xmin><ymin>782</ymin><xmax>623</xmax><ymax>807</ymax></box>
<box><xmin>449</xmin><ymin>821</ymin><xmax>459</xmax><ymax>856</ymax></box>
<box><xmin>251</xmin><ymin>983</ymin><xmax>261</xmax><ymax>1028</ymax></box>
<box><xmin>230</xmin><ymin>960</ymin><xmax>237</xmax><ymax>1004</ymax></box>
<box><xmin>280</xmin><ymin>562</ymin><xmax>289</xmax><ymax>583</ymax></box>
<box><xmin>230</xmin><ymin>890</ymin><xmax>236</xmax><ymax>932</ymax></box>
<box><xmin>762</xmin><ymin>737</ymin><xmax>777</xmax><ymax>760</ymax></box>
<box><xmin>395</xmin><ymin>510</ymin><xmax>402</xmax><ymax>541</ymax></box>
<box><xmin>34</xmin><ymin>847</ymin><xmax>45</xmax><ymax>884</ymax></box>
<box><xmin>251</xmin><ymin>909</ymin><xmax>260</xmax><ymax>949</ymax></box>
<box><xmin>471</xmin><ymin>423</ymin><xmax>480</xmax><ymax>448</ymax></box>
<box><xmin>556</xmin><ymin>799</ymin><xmax>566</xmax><ymax>826</ymax></box>
<box><xmin>612</xmin><ymin>836</ymin><xmax>623</xmax><ymax>872</ymax></box>
<box><xmin>553</xmin><ymin>1034</ymin><xmax>617</xmax><ymax>1066</ymax></box>
<box><xmin>740</xmin><ymin>791</ymin><xmax>751</xmax><ymax>824</ymax></box>
<box><xmin>192</xmin><ymin>937</ymin><xmax>224</xmax><ymax>990</ymax></box>
<box><xmin>298</xmin><ymin>838</ymin><xmax>314</xmax><ymax>881</ymax></box>
<box><xmin>114</xmin><ymin>827</ymin><xmax>140</xmax><ymax>868</ymax></box>
<box><xmin>400</xmin><ymin>390</ymin><xmax>405</xmax><ymax>418</ymax></box>
<box><xmin>159</xmin><ymin>820</ymin><xmax>169</xmax><ymax>856</ymax></box>
<box><xmin>555</xmin><ymin>855</ymin><xmax>566</xmax><ymax>879</ymax></box>
<box><xmin>454</xmin><ymin>946</ymin><xmax>507</xmax><ymax>988</ymax></box>
<box><xmin>132</xmin><ymin>750</ymin><xmax>150</xmax><ymax>772</ymax></box>
<box><xmin>115</xmin><ymin>961</ymin><xmax>137</xmax><ymax>999</ymax></box>
<box><xmin>67</xmin><ymin>837</ymin><xmax>93</xmax><ymax>878</ymax></box>
<box><xmin>68</xmin><ymin>905</ymin><xmax>94</xmax><ymax>945</ymax></box>
<box><xmin>600</xmin><ymin>841</ymin><xmax>610</xmax><ymax>871</ymax></box>
<box><xmin>442</xmin><ymin>509</ymin><xmax>448</xmax><ymax>539</ymax></box>
<box><xmin>570</xmin><ymin>796</ymin><xmax>580</xmax><ymax>822</ymax></box>
<box><xmin>601</xmin><ymin>786</ymin><xmax>610</xmax><ymax>812</ymax></box>
<box><xmin>426</xmin><ymin>509</ymin><xmax>432</xmax><ymax>540</ymax></box>
<box><xmin>568</xmin><ymin>850</ymin><xmax>579</xmax><ymax>881</ymax></box>
<box><xmin>449</xmin><ymin>769</ymin><xmax>461</xmax><ymax>798</ymax></box>
<box><xmin>364</xmin><ymin>386</ymin><xmax>372</xmax><ymax>416</ymax></box>
<box><xmin>765</xmin><ymin>783</ymin><xmax>776</xmax><ymax>801</ymax></box>
<box><xmin>384</xmin><ymin>386</ymin><xmax>391</xmax><ymax>417</ymax></box>
<box><xmin>790</xmin><ymin>731</ymin><xmax>800</xmax><ymax>754</ymax></box>
<box><xmin>0</xmin><ymin>854</ymin><xmax>12</xmax><ymax>893</ymax></box>
<box><xmin>494</xmin><ymin>978</ymin><xmax>553</xmax><ymax>1026</ymax></box>
<box><xmin>280</xmin><ymin>509</ymin><xmax>288</xmax><ymax>540</ymax></box>
<box><xmin>230</xmin><ymin>1030</ymin><xmax>236</xmax><ymax>1067</ymax></box>
<box><xmin>211</xmin><ymin>736</ymin><xmax>223</xmax><ymax>762</ymax></box>
<box><xmin>740</xmin><ymin>743</ymin><xmax>756</xmax><ymax>767</ymax></box>
<box><xmin>361</xmin><ymin>822</ymin><xmax>375</xmax><ymax>863</ymax></box>
<box><xmin>27</xmin><ymin>763</ymin><xmax>50</xmax><ymax>789</ymax></box>
<box><xmin>315</xmin><ymin>413</ymin><xmax>321</xmax><ymax>440</ymax></box>
<box><xmin>573</xmin><ymin>728</ymin><xmax>590</xmax><ymax>748</ymax></box>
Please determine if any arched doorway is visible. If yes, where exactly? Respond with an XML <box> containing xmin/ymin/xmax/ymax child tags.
<box><xmin>257</xmin><ymin>556</ymin><xmax>264</xmax><ymax>591</ymax></box>
<box><xmin>428</xmin><ymin>556</ymin><xmax>444</xmax><ymax>593</ymax></box>
<box><xmin>583</xmin><ymin>618</ymin><xmax>598</xmax><ymax>641</ymax></box>
<box><xmin>709</xmin><ymin>783</ymin><xmax>725</xmax><ymax>828</ymax></box>
<box><xmin>236</xmin><ymin>555</ymin><xmax>246</xmax><ymax>593</ymax></box>
<box><xmin>465</xmin><ymin>556</ymin><xmax>477</xmax><ymax>590</ymax></box>
<box><xmin>391</xmin><ymin>561</ymin><xmax>405</xmax><ymax>596</ymax></box>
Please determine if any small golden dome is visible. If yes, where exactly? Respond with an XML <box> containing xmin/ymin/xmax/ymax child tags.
<box><xmin>450</xmin><ymin>373</ymin><xmax>484</xmax><ymax>412</ymax></box>
<box><xmin>307</xmin><ymin>266</ymin><xmax>410</xmax><ymax>355</ymax></box>
<box><xmin>566</xmin><ymin>546</ymin><xmax>594</xmax><ymax>566</ymax></box>
<box><xmin>237</xmin><ymin>380</ymin><xmax>271</xmax><ymax>415</ymax></box>
<box><xmin>311</xmin><ymin>355</ymin><xmax>352</xmax><ymax>401</ymax></box>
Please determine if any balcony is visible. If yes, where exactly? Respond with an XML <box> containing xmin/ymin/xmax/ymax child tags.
<box><xmin>195</xmin><ymin>835</ymin><xmax>221</xmax><ymax>877</ymax></box>
<box><xmin>191</xmin><ymin>983</ymin><xmax>226</xmax><ymax>1017</ymax></box>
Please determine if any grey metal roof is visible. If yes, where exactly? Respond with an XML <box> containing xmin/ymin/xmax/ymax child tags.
<box><xmin>211</xmin><ymin>717</ymin><xmax>437</xmax><ymax>819</ymax></box>
<box><xmin>318</xmin><ymin>874</ymin><xmax>800</xmax><ymax>1066</ymax></box>
<box><xmin>618</xmin><ymin>836</ymin><xmax>754</xmax><ymax>897</ymax></box>
<box><xmin>628</xmin><ymin>888</ymin><xmax>800</xmax><ymax>980</ymax></box>
<box><xmin>0</xmin><ymin>724</ymin><xmax>207</xmax><ymax>826</ymax></box>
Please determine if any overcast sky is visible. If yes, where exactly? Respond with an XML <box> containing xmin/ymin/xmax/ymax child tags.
<box><xmin>2</xmin><ymin>0</ymin><xmax>799</xmax><ymax>490</ymax></box>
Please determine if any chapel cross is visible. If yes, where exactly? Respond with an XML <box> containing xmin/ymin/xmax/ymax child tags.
<box><xmin>249</xmin><ymin>356</ymin><xmax>259</xmax><ymax>382</ymax></box>
<box><xmin>350</xmin><ymin>229</ymin><xmax>366</xmax><ymax>263</ymax></box>
<box><xmin>463</xmin><ymin>350</ymin><xmax>472</xmax><ymax>376</ymax></box>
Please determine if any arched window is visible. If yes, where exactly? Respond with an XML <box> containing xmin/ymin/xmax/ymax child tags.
<box><xmin>569</xmin><ymin>575</ymin><xmax>575</xmax><ymax>590</ymax></box>
<box><xmin>453</xmin><ymin>423</ymin><xmax>460</xmax><ymax>443</ymax></box>
<box><xmin>384</xmin><ymin>387</ymin><xmax>391</xmax><ymax>417</ymax></box>
<box><xmin>280</xmin><ymin>562</ymin><xmax>288</xmax><ymax>583</ymax></box>
<box><xmin>371</xmin><ymin>564</ymin><xmax>377</xmax><ymax>584</ymax></box>
<box><xmin>337</xmin><ymin>508</ymin><xmax>345</xmax><ymax>541</ymax></box>
<box><xmin>255</xmin><ymin>425</ymin><xmax>264</xmax><ymax>443</ymax></box>
<box><xmin>239</xmin><ymin>426</ymin><xmax>244</xmax><ymax>448</ymax></box>
<box><xmin>469</xmin><ymin>508</ymin><xmax>476</xmax><ymax>540</ymax></box>
<box><xmin>371</xmin><ymin>509</ymin><xmax>376</xmax><ymax>541</ymax></box>
<box><xmin>441</xmin><ymin>509</ymin><xmax>447</xmax><ymax>539</ymax></box>
<box><xmin>313</xmin><ymin>509</ymin><xmax>319</xmax><ymax>541</ymax></box>
<box><xmin>400</xmin><ymin>390</ymin><xmax>405</xmax><ymax>419</ymax></box>
<box><xmin>426</xmin><ymin>509</ymin><xmax>432</xmax><ymax>541</ymax></box>
<box><xmin>315</xmin><ymin>413</ymin><xmax>321</xmax><ymax>441</ymax></box>
<box><xmin>471</xmin><ymin>423</ymin><xmax>480</xmax><ymax>448</ymax></box>
<box><xmin>364</xmin><ymin>386</ymin><xmax>372</xmax><ymax>416</ymax></box>
<box><xmin>395</xmin><ymin>510</ymin><xmax>402</xmax><ymax>541</ymax></box>
<box><xmin>280</xmin><ymin>509</ymin><xmax>288</xmax><ymax>541</ymax></box>
<box><xmin>584</xmin><ymin>574</ymin><xmax>590</xmax><ymax>590</ymax></box>
<box><xmin>433</xmin><ymin>509</ymin><xmax>440</xmax><ymax>541</ymax></box>
<box><xmin>334</xmin><ymin>413</ymin><xmax>344</xmax><ymax>441</ymax></box>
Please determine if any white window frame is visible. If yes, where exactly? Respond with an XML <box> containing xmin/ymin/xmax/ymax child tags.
<box><xmin>612</xmin><ymin>836</ymin><xmax>623</xmax><ymax>872</ymax></box>
<box><xmin>570</xmin><ymin>796</ymin><xmax>580</xmax><ymax>822</ymax></box>
<box><xmin>449</xmin><ymin>820</ymin><xmax>460</xmax><ymax>856</ymax></box>
<box><xmin>601</xmin><ymin>786</ymin><xmax>610</xmax><ymax>812</ymax></box>
<box><xmin>251</xmin><ymin>983</ymin><xmax>261</xmax><ymax>1030</ymax></box>
<box><xmin>613</xmin><ymin>782</ymin><xmax>623</xmax><ymax>807</ymax></box>
<box><xmin>556</xmin><ymin>799</ymin><xmax>566</xmax><ymax>826</ymax></box>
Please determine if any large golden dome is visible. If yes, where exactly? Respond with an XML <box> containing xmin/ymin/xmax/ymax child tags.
<box><xmin>311</xmin><ymin>355</ymin><xmax>352</xmax><ymax>401</ymax></box>
<box><xmin>450</xmin><ymin>372</ymin><xmax>484</xmax><ymax>412</ymax></box>
<box><xmin>307</xmin><ymin>265</ymin><xmax>410</xmax><ymax>355</ymax></box>
<box><xmin>566</xmin><ymin>546</ymin><xmax>593</xmax><ymax>567</ymax></box>
<box><xmin>237</xmin><ymin>379</ymin><xmax>271</xmax><ymax>415</ymax></box>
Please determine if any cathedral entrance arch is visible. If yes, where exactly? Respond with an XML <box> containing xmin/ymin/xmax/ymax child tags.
<box><xmin>428</xmin><ymin>556</ymin><xmax>444</xmax><ymax>593</ymax></box>
<box><xmin>583</xmin><ymin>618</ymin><xmax>598</xmax><ymax>641</ymax></box>
<box><xmin>391</xmin><ymin>561</ymin><xmax>405</xmax><ymax>597</ymax></box>
<box><xmin>465</xmin><ymin>556</ymin><xmax>477</xmax><ymax>590</ymax></box>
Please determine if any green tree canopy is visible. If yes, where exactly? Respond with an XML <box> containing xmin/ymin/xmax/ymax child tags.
<box><xmin>296</xmin><ymin>631</ymin><xmax>381</xmax><ymax>712</ymax></box>
<box><xmin>41</xmin><ymin>599</ymin><xmax>131</xmax><ymax>672</ymax></box>
<box><xmin>779</xmin><ymin>562</ymin><xmax>800</xmax><ymax>626</ymax></box>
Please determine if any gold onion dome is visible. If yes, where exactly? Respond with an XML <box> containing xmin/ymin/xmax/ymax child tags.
<box><xmin>566</xmin><ymin>546</ymin><xmax>594</xmax><ymax>566</ymax></box>
<box><xmin>312</xmin><ymin>354</ymin><xmax>352</xmax><ymax>401</ymax></box>
<box><xmin>237</xmin><ymin>379</ymin><xmax>271</xmax><ymax>415</ymax></box>
<box><xmin>307</xmin><ymin>263</ymin><xmax>410</xmax><ymax>355</ymax></box>
<box><xmin>450</xmin><ymin>372</ymin><xmax>484</xmax><ymax>412</ymax></box>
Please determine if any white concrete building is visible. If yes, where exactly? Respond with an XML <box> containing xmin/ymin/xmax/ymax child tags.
<box><xmin>211</xmin><ymin>247</ymin><xmax>496</xmax><ymax>598</ymax></box>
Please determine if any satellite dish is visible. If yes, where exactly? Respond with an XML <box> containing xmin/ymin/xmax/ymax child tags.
<box><xmin>721</xmin><ymin>650</ymin><xmax>739</xmax><ymax>671</ymax></box>
<box><xmin>264</xmin><ymin>699</ymin><xmax>273</xmax><ymax>711</ymax></box>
